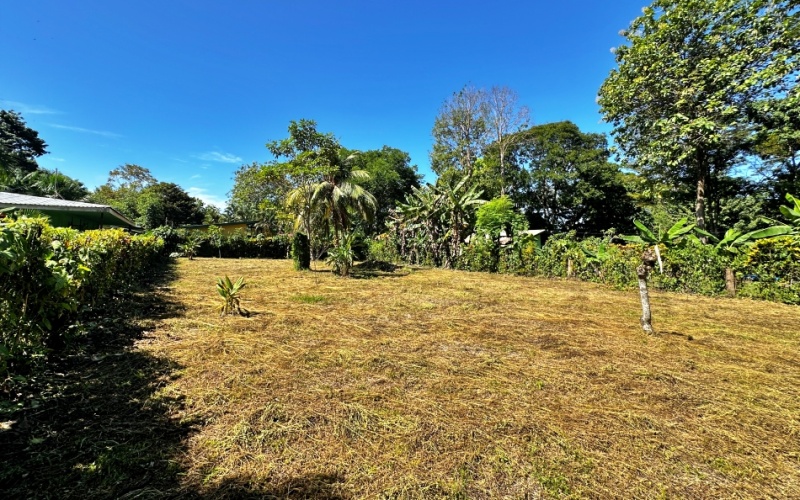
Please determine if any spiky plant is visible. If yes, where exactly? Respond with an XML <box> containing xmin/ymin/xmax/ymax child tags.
<box><xmin>217</xmin><ymin>275</ymin><xmax>247</xmax><ymax>316</ymax></box>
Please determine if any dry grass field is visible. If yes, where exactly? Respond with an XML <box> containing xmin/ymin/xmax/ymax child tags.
<box><xmin>131</xmin><ymin>258</ymin><xmax>800</xmax><ymax>498</ymax></box>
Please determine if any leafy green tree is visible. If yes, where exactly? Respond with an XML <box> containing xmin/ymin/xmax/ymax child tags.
<box><xmin>503</xmin><ymin>121</ymin><xmax>637</xmax><ymax>234</ymax></box>
<box><xmin>140</xmin><ymin>182</ymin><xmax>204</xmax><ymax>228</ymax></box>
<box><xmin>89</xmin><ymin>164</ymin><xmax>157</xmax><ymax>219</ymax></box>
<box><xmin>346</xmin><ymin>146</ymin><xmax>421</xmax><ymax>234</ymax></box>
<box><xmin>0</xmin><ymin>110</ymin><xmax>48</xmax><ymax>174</ymax></box>
<box><xmin>475</xmin><ymin>195</ymin><xmax>527</xmax><ymax>238</ymax></box>
<box><xmin>227</xmin><ymin>161</ymin><xmax>292</xmax><ymax>231</ymax></box>
<box><xmin>267</xmin><ymin>119</ymin><xmax>340</xmax><ymax>254</ymax></box>
<box><xmin>750</xmin><ymin>92</ymin><xmax>800</xmax><ymax>214</ymax></box>
<box><xmin>90</xmin><ymin>166</ymin><xmax>204</xmax><ymax>228</ymax></box>
<box><xmin>207</xmin><ymin>225</ymin><xmax>223</xmax><ymax>258</ymax></box>
<box><xmin>599</xmin><ymin>0</ymin><xmax>799</xmax><ymax>233</ymax></box>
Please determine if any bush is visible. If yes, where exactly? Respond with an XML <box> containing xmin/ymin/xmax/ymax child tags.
<box><xmin>367</xmin><ymin>234</ymin><xmax>401</xmax><ymax>263</ymax></box>
<box><xmin>457</xmin><ymin>236</ymin><xmax>498</xmax><ymax>272</ymax></box>
<box><xmin>443</xmin><ymin>229</ymin><xmax>800</xmax><ymax>305</ymax></box>
<box><xmin>291</xmin><ymin>232</ymin><xmax>311</xmax><ymax>270</ymax></box>
<box><xmin>0</xmin><ymin>217</ymin><xmax>165</xmax><ymax>375</ymax></box>
<box><xmin>736</xmin><ymin>237</ymin><xmax>800</xmax><ymax>304</ymax></box>
<box><xmin>188</xmin><ymin>230</ymin><xmax>289</xmax><ymax>259</ymax></box>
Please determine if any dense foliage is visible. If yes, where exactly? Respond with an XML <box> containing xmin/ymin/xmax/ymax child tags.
<box><xmin>0</xmin><ymin>216</ymin><xmax>165</xmax><ymax>375</ymax></box>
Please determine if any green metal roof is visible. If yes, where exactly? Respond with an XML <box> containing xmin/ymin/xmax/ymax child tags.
<box><xmin>0</xmin><ymin>191</ymin><xmax>140</xmax><ymax>230</ymax></box>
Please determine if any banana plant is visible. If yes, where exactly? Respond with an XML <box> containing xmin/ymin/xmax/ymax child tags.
<box><xmin>779</xmin><ymin>193</ymin><xmax>800</xmax><ymax>229</ymax></box>
<box><xmin>713</xmin><ymin>226</ymin><xmax>792</xmax><ymax>257</ymax></box>
<box><xmin>622</xmin><ymin>217</ymin><xmax>710</xmax><ymax>273</ymax></box>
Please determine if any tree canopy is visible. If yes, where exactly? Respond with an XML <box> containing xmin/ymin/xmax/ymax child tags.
<box><xmin>598</xmin><ymin>0</ymin><xmax>799</xmax><ymax>234</ymax></box>
<box><xmin>500</xmin><ymin>121</ymin><xmax>637</xmax><ymax>234</ymax></box>
<box><xmin>0</xmin><ymin>110</ymin><xmax>48</xmax><ymax>175</ymax></box>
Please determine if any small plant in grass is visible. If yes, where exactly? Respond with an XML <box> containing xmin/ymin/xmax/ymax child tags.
<box><xmin>180</xmin><ymin>230</ymin><xmax>204</xmax><ymax>260</ymax></box>
<box><xmin>326</xmin><ymin>232</ymin><xmax>355</xmax><ymax>277</ymax></box>
<box><xmin>216</xmin><ymin>275</ymin><xmax>247</xmax><ymax>316</ymax></box>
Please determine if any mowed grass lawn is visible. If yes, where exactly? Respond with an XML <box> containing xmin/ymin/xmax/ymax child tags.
<box><xmin>141</xmin><ymin>258</ymin><xmax>800</xmax><ymax>498</ymax></box>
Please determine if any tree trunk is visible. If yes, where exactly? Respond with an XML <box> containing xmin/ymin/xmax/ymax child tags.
<box><xmin>637</xmin><ymin>264</ymin><xmax>654</xmax><ymax>333</ymax></box>
<box><xmin>725</xmin><ymin>267</ymin><xmax>736</xmax><ymax>297</ymax></box>
<box><xmin>566</xmin><ymin>258</ymin><xmax>574</xmax><ymax>278</ymax></box>
<box><xmin>695</xmin><ymin>173</ymin><xmax>707</xmax><ymax>242</ymax></box>
<box><xmin>637</xmin><ymin>248</ymin><xmax>657</xmax><ymax>334</ymax></box>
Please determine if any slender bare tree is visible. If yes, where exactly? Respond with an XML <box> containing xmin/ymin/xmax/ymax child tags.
<box><xmin>484</xmin><ymin>86</ymin><xmax>529</xmax><ymax>195</ymax></box>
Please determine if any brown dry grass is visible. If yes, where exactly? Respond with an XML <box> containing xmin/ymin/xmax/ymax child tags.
<box><xmin>140</xmin><ymin>258</ymin><xmax>800</xmax><ymax>498</ymax></box>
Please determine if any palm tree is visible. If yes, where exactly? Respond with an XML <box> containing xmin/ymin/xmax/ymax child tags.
<box><xmin>311</xmin><ymin>164</ymin><xmax>377</xmax><ymax>245</ymax></box>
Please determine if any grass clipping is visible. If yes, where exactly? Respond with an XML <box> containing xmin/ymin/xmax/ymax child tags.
<box><xmin>142</xmin><ymin>258</ymin><xmax>800</xmax><ymax>498</ymax></box>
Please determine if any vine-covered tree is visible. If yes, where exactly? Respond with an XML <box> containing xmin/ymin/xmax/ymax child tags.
<box><xmin>598</xmin><ymin>0</ymin><xmax>799</xmax><ymax>234</ymax></box>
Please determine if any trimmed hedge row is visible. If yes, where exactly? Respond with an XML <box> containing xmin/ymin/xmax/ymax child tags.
<box><xmin>0</xmin><ymin>217</ymin><xmax>165</xmax><ymax>375</ymax></box>
<box><xmin>442</xmin><ymin>232</ymin><xmax>798</xmax><ymax>305</ymax></box>
<box><xmin>196</xmin><ymin>233</ymin><xmax>290</xmax><ymax>259</ymax></box>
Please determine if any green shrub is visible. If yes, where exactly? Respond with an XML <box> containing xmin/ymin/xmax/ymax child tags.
<box><xmin>736</xmin><ymin>237</ymin><xmax>800</xmax><ymax>304</ymax></box>
<box><xmin>291</xmin><ymin>232</ymin><xmax>311</xmax><ymax>270</ymax></box>
<box><xmin>367</xmin><ymin>234</ymin><xmax>401</xmax><ymax>263</ymax></box>
<box><xmin>457</xmin><ymin>236</ymin><xmax>498</xmax><ymax>272</ymax></box>
<box><xmin>0</xmin><ymin>217</ymin><xmax>165</xmax><ymax>375</ymax></box>
<box><xmin>327</xmin><ymin>233</ymin><xmax>355</xmax><ymax>277</ymax></box>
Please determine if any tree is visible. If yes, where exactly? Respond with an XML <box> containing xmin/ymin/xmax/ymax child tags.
<box><xmin>90</xmin><ymin>166</ymin><xmax>204</xmax><ymax>228</ymax></box>
<box><xmin>0</xmin><ymin>110</ymin><xmax>48</xmax><ymax>174</ymax></box>
<box><xmin>310</xmin><ymin>157</ymin><xmax>377</xmax><ymax>246</ymax></box>
<box><xmin>431</xmin><ymin>85</ymin><xmax>489</xmax><ymax>181</ymax></box>
<box><xmin>392</xmin><ymin>176</ymin><xmax>485</xmax><ymax>268</ymax></box>
<box><xmin>347</xmin><ymin>146</ymin><xmax>421</xmax><ymax>235</ymax></box>
<box><xmin>267</xmin><ymin>119</ymin><xmax>374</xmax><ymax>260</ymax></box>
<box><xmin>750</xmin><ymin>91</ymin><xmax>800</xmax><ymax>214</ymax></box>
<box><xmin>227</xmin><ymin>161</ymin><xmax>292</xmax><ymax>230</ymax></box>
<box><xmin>90</xmin><ymin>164</ymin><xmax>157</xmax><ymax>220</ymax></box>
<box><xmin>138</xmin><ymin>182</ymin><xmax>204</xmax><ymax>228</ymax></box>
<box><xmin>483</xmin><ymin>86</ymin><xmax>530</xmax><ymax>195</ymax></box>
<box><xmin>503</xmin><ymin>121</ymin><xmax>637</xmax><ymax>234</ymax></box>
<box><xmin>24</xmin><ymin>169</ymin><xmax>89</xmax><ymax>200</ymax></box>
<box><xmin>598</xmin><ymin>0</ymin><xmax>799</xmax><ymax>234</ymax></box>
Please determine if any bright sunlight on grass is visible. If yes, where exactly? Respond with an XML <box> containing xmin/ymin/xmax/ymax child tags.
<box><xmin>140</xmin><ymin>258</ymin><xmax>800</xmax><ymax>498</ymax></box>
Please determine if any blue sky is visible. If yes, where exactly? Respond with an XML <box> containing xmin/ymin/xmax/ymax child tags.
<box><xmin>2</xmin><ymin>0</ymin><xmax>646</xmax><ymax>208</ymax></box>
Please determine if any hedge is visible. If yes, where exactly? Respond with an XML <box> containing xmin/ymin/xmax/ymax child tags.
<box><xmin>0</xmin><ymin>217</ymin><xmax>165</xmax><ymax>375</ymax></box>
<box><xmin>379</xmin><ymin>230</ymin><xmax>799</xmax><ymax>305</ymax></box>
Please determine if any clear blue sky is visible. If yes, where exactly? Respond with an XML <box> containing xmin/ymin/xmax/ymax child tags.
<box><xmin>2</xmin><ymin>0</ymin><xmax>646</xmax><ymax>208</ymax></box>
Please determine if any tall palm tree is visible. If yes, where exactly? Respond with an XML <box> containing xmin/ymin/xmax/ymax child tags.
<box><xmin>310</xmin><ymin>156</ymin><xmax>377</xmax><ymax>245</ymax></box>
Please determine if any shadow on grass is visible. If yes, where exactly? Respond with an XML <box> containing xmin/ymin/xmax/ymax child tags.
<box><xmin>0</xmin><ymin>260</ymin><xmax>195</xmax><ymax>498</ymax></box>
<box><xmin>197</xmin><ymin>473</ymin><xmax>349</xmax><ymax>499</ymax></box>
<box><xmin>0</xmin><ymin>260</ymin><xmax>349</xmax><ymax>499</ymax></box>
<box><xmin>350</xmin><ymin>260</ymin><xmax>414</xmax><ymax>280</ymax></box>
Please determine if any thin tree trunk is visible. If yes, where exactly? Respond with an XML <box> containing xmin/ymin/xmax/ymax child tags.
<box><xmin>637</xmin><ymin>248</ymin><xmax>657</xmax><ymax>334</ymax></box>
<box><xmin>696</xmin><ymin>173</ymin><xmax>706</xmax><ymax>237</ymax></box>
<box><xmin>725</xmin><ymin>267</ymin><xmax>736</xmax><ymax>297</ymax></box>
<box><xmin>637</xmin><ymin>264</ymin><xmax>654</xmax><ymax>333</ymax></box>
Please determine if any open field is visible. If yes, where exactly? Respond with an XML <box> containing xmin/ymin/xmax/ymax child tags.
<box><xmin>150</xmin><ymin>258</ymin><xmax>800</xmax><ymax>498</ymax></box>
<box><xmin>3</xmin><ymin>257</ymin><xmax>799</xmax><ymax>498</ymax></box>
